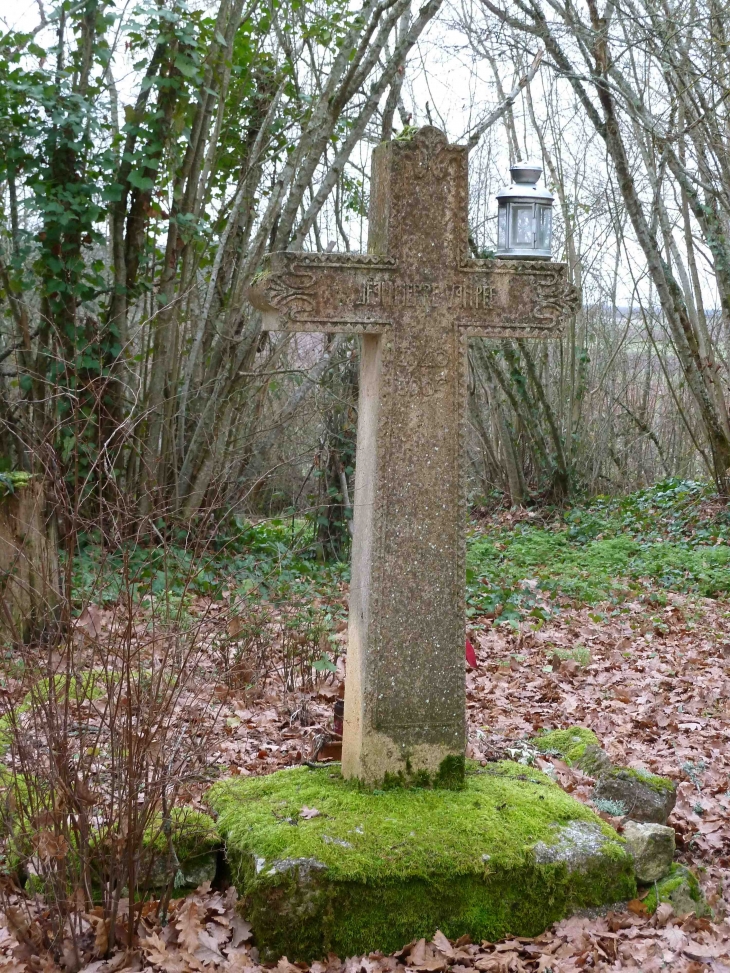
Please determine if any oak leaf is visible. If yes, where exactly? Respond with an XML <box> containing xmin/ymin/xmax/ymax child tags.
<box><xmin>143</xmin><ymin>932</ymin><xmax>190</xmax><ymax>973</ymax></box>
<box><xmin>175</xmin><ymin>899</ymin><xmax>205</xmax><ymax>955</ymax></box>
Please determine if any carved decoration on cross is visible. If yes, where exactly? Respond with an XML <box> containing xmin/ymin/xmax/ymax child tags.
<box><xmin>249</xmin><ymin>128</ymin><xmax>579</xmax><ymax>341</ymax></box>
<box><xmin>247</xmin><ymin>126</ymin><xmax>580</xmax><ymax>786</ymax></box>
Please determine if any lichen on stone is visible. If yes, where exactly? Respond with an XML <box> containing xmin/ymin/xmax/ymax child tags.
<box><xmin>533</xmin><ymin>821</ymin><xmax>623</xmax><ymax>868</ymax></box>
<box><xmin>249</xmin><ymin>268</ymin><xmax>271</xmax><ymax>287</ymax></box>
<box><xmin>593</xmin><ymin>766</ymin><xmax>676</xmax><ymax>825</ymax></box>
<box><xmin>622</xmin><ymin>821</ymin><xmax>675</xmax><ymax>884</ymax></box>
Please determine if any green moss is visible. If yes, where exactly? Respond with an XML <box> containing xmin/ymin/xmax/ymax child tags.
<box><xmin>376</xmin><ymin>754</ymin><xmax>465</xmax><ymax>791</ymax></box>
<box><xmin>143</xmin><ymin>808</ymin><xmax>219</xmax><ymax>860</ymax></box>
<box><xmin>643</xmin><ymin>864</ymin><xmax>707</xmax><ymax>916</ymax></box>
<box><xmin>208</xmin><ymin>761</ymin><xmax>635</xmax><ymax>960</ymax></box>
<box><xmin>435</xmin><ymin>753</ymin><xmax>465</xmax><ymax>789</ymax></box>
<box><xmin>0</xmin><ymin>471</ymin><xmax>31</xmax><ymax>499</ymax></box>
<box><xmin>602</xmin><ymin>766</ymin><xmax>675</xmax><ymax>794</ymax></box>
<box><xmin>381</xmin><ymin>754</ymin><xmax>465</xmax><ymax>791</ymax></box>
<box><xmin>532</xmin><ymin>727</ymin><xmax>600</xmax><ymax>764</ymax></box>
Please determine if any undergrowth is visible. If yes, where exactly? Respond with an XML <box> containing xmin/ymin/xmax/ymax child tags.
<box><xmin>466</xmin><ymin>478</ymin><xmax>730</xmax><ymax>623</ymax></box>
<box><xmin>70</xmin><ymin>479</ymin><xmax>730</xmax><ymax>630</ymax></box>
<box><xmin>70</xmin><ymin>517</ymin><xmax>348</xmax><ymax>611</ymax></box>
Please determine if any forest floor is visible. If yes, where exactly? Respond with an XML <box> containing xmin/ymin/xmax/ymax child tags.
<box><xmin>3</xmin><ymin>479</ymin><xmax>730</xmax><ymax>971</ymax></box>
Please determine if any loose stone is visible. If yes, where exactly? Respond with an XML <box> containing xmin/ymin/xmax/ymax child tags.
<box><xmin>622</xmin><ymin>821</ymin><xmax>675</xmax><ymax>883</ymax></box>
<box><xmin>593</xmin><ymin>767</ymin><xmax>677</xmax><ymax>825</ymax></box>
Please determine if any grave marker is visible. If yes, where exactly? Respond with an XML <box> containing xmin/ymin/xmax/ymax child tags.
<box><xmin>249</xmin><ymin>127</ymin><xmax>579</xmax><ymax>784</ymax></box>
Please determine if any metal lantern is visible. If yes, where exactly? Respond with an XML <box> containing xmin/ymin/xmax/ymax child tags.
<box><xmin>496</xmin><ymin>162</ymin><xmax>554</xmax><ymax>259</ymax></box>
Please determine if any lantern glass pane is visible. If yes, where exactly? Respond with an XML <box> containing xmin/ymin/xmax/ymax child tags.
<box><xmin>498</xmin><ymin>205</ymin><xmax>507</xmax><ymax>249</ymax></box>
<box><xmin>510</xmin><ymin>203</ymin><xmax>534</xmax><ymax>247</ymax></box>
<box><xmin>537</xmin><ymin>205</ymin><xmax>552</xmax><ymax>251</ymax></box>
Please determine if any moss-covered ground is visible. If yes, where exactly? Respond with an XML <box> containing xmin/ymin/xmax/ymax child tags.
<box><xmin>532</xmin><ymin>727</ymin><xmax>599</xmax><ymax>763</ymax></box>
<box><xmin>209</xmin><ymin>761</ymin><xmax>635</xmax><ymax>961</ymax></box>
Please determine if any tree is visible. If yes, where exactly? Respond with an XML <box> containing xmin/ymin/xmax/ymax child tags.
<box><xmin>476</xmin><ymin>0</ymin><xmax>730</xmax><ymax>494</ymax></box>
<box><xmin>0</xmin><ymin>0</ymin><xmax>443</xmax><ymax>528</ymax></box>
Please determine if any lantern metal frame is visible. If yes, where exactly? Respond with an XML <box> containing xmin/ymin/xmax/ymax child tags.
<box><xmin>496</xmin><ymin>162</ymin><xmax>554</xmax><ymax>259</ymax></box>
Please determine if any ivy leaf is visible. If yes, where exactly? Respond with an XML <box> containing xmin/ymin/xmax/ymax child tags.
<box><xmin>313</xmin><ymin>654</ymin><xmax>337</xmax><ymax>673</ymax></box>
<box><xmin>174</xmin><ymin>54</ymin><xmax>200</xmax><ymax>78</ymax></box>
<box><xmin>127</xmin><ymin>170</ymin><xmax>155</xmax><ymax>191</ymax></box>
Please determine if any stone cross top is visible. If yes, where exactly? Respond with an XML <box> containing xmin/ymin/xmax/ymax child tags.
<box><xmin>249</xmin><ymin>127</ymin><xmax>579</xmax><ymax>785</ymax></box>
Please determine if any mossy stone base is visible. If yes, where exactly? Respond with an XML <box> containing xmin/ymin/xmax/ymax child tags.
<box><xmin>208</xmin><ymin>762</ymin><xmax>636</xmax><ymax>962</ymax></box>
<box><xmin>145</xmin><ymin>809</ymin><xmax>220</xmax><ymax>889</ymax></box>
<box><xmin>644</xmin><ymin>864</ymin><xmax>710</xmax><ymax>918</ymax></box>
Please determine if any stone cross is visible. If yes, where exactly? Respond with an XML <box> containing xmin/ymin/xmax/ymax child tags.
<box><xmin>249</xmin><ymin>127</ymin><xmax>579</xmax><ymax>785</ymax></box>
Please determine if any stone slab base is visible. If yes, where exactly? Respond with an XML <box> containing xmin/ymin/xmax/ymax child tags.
<box><xmin>208</xmin><ymin>762</ymin><xmax>635</xmax><ymax>961</ymax></box>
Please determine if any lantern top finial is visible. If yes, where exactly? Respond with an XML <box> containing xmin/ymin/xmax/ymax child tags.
<box><xmin>497</xmin><ymin>161</ymin><xmax>554</xmax><ymax>202</ymax></box>
<box><xmin>510</xmin><ymin>161</ymin><xmax>544</xmax><ymax>184</ymax></box>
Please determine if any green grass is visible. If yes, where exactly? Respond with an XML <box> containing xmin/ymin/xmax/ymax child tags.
<box><xmin>551</xmin><ymin>645</ymin><xmax>592</xmax><ymax>667</ymax></box>
<box><xmin>466</xmin><ymin>478</ymin><xmax>730</xmax><ymax>622</ymax></box>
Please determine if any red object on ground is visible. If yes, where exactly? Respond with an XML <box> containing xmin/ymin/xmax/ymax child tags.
<box><xmin>333</xmin><ymin>698</ymin><xmax>344</xmax><ymax>736</ymax></box>
<box><xmin>465</xmin><ymin>637</ymin><xmax>477</xmax><ymax>668</ymax></box>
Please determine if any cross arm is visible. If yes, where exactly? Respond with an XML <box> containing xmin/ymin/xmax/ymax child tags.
<box><xmin>455</xmin><ymin>259</ymin><xmax>580</xmax><ymax>339</ymax></box>
<box><xmin>247</xmin><ymin>251</ymin><xmax>397</xmax><ymax>333</ymax></box>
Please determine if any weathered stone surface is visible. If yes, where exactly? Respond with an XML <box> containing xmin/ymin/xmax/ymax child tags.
<box><xmin>144</xmin><ymin>808</ymin><xmax>220</xmax><ymax>889</ymax></box>
<box><xmin>644</xmin><ymin>864</ymin><xmax>710</xmax><ymax>918</ymax></box>
<box><xmin>209</xmin><ymin>762</ymin><xmax>634</xmax><ymax>962</ymax></box>
<box><xmin>593</xmin><ymin>768</ymin><xmax>677</xmax><ymax>825</ymax></box>
<box><xmin>533</xmin><ymin>820</ymin><xmax>621</xmax><ymax>869</ymax></box>
<box><xmin>247</xmin><ymin>127</ymin><xmax>579</xmax><ymax>785</ymax></box>
<box><xmin>622</xmin><ymin>821</ymin><xmax>675</xmax><ymax>883</ymax></box>
<box><xmin>149</xmin><ymin>851</ymin><xmax>218</xmax><ymax>890</ymax></box>
<box><xmin>575</xmin><ymin>745</ymin><xmax>613</xmax><ymax>778</ymax></box>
